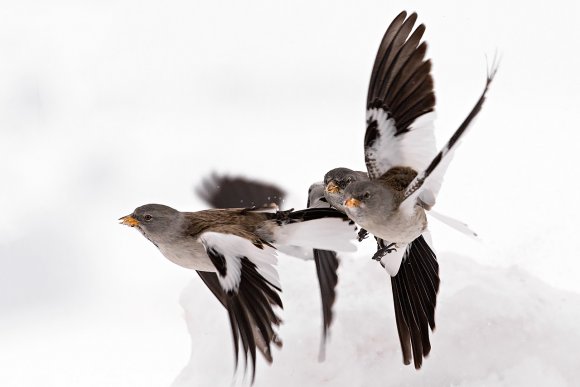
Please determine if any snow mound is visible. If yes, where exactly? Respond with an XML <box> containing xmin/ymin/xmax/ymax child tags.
<box><xmin>173</xmin><ymin>251</ymin><xmax>580</xmax><ymax>386</ymax></box>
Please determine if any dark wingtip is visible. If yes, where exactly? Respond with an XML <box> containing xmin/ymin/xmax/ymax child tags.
<box><xmin>396</xmin><ymin>10</ymin><xmax>408</xmax><ymax>20</ymax></box>
<box><xmin>407</xmin><ymin>12</ymin><xmax>418</xmax><ymax>25</ymax></box>
<box><xmin>413</xmin><ymin>358</ymin><xmax>423</xmax><ymax>369</ymax></box>
<box><xmin>195</xmin><ymin>172</ymin><xmax>286</xmax><ymax>209</ymax></box>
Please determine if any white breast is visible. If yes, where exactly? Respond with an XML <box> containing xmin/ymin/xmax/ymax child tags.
<box><xmin>157</xmin><ymin>239</ymin><xmax>216</xmax><ymax>272</ymax></box>
<box><xmin>358</xmin><ymin>208</ymin><xmax>427</xmax><ymax>244</ymax></box>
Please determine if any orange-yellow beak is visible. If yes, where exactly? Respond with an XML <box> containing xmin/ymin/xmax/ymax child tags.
<box><xmin>119</xmin><ymin>215</ymin><xmax>139</xmax><ymax>227</ymax></box>
<box><xmin>325</xmin><ymin>181</ymin><xmax>340</xmax><ymax>194</ymax></box>
<box><xmin>344</xmin><ymin>198</ymin><xmax>361</xmax><ymax>208</ymax></box>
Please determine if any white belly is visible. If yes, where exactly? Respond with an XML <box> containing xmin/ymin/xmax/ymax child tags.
<box><xmin>361</xmin><ymin>208</ymin><xmax>427</xmax><ymax>244</ymax></box>
<box><xmin>158</xmin><ymin>239</ymin><xmax>216</xmax><ymax>272</ymax></box>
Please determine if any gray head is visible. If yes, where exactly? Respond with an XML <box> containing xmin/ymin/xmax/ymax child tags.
<box><xmin>323</xmin><ymin>168</ymin><xmax>368</xmax><ymax>211</ymax></box>
<box><xmin>120</xmin><ymin>204</ymin><xmax>181</xmax><ymax>243</ymax></box>
<box><xmin>324</xmin><ymin>168</ymin><xmax>365</xmax><ymax>191</ymax></box>
<box><xmin>307</xmin><ymin>182</ymin><xmax>330</xmax><ymax>208</ymax></box>
<box><xmin>342</xmin><ymin>181</ymin><xmax>395</xmax><ymax>219</ymax></box>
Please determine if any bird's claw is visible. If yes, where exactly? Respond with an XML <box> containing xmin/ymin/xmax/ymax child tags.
<box><xmin>371</xmin><ymin>243</ymin><xmax>397</xmax><ymax>262</ymax></box>
<box><xmin>357</xmin><ymin>228</ymin><xmax>369</xmax><ymax>242</ymax></box>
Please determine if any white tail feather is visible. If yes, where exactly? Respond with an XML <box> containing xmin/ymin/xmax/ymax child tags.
<box><xmin>275</xmin><ymin>218</ymin><xmax>357</xmax><ymax>252</ymax></box>
<box><xmin>276</xmin><ymin>245</ymin><xmax>314</xmax><ymax>260</ymax></box>
<box><xmin>427</xmin><ymin>210</ymin><xmax>479</xmax><ymax>239</ymax></box>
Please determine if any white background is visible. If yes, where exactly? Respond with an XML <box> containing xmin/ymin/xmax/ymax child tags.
<box><xmin>1</xmin><ymin>1</ymin><xmax>580</xmax><ymax>386</ymax></box>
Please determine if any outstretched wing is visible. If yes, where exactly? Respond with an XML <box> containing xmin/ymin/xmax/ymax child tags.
<box><xmin>389</xmin><ymin>234</ymin><xmax>439</xmax><ymax>369</ymax></box>
<box><xmin>307</xmin><ymin>181</ymin><xmax>340</xmax><ymax>361</ymax></box>
<box><xmin>196</xmin><ymin>173</ymin><xmax>286</xmax><ymax>209</ymax></box>
<box><xmin>402</xmin><ymin>63</ymin><xmax>499</xmax><ymax>205</ymax></box>
<box><xmin>198</xmin><ymin>231</ymin><xmax>283</xmax><ymax>383</ymax></box>
<box><xmin>364</xmin><ymin>11</ymin><xmax>437</xmax><ymax>180</ymax></box>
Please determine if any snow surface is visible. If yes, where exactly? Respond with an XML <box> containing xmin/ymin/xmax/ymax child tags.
<box><xmin>1</xmin><ymin>1</ymin><xmax>580</xmax><ymax>386</ymax></box>
<box><xmin>174</xmin><ymin>250</ymin><xmax>580</xmax><ymax>387</ymax></box>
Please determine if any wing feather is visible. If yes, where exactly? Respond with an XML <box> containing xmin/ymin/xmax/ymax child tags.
<box><xmin>199</xmin><ymin>232</ymin><xmax>283</xmax><ymax>382</ymax></box>
<box><xmin>365</xmin><ymin>12</ymin><xmax>436</xmax><ymax>180</ymax></box>
<box><xmin>403</xmin><ymin>63</ymin><xmax>498</xmax><ymax>205</ymax></box>
<box><xmin>313</xmin><ymin>248</ymin><xmax>339</xmax><ymax>360</ymax></box>
<box><xmin>307</xmin><ymin>181</ymin><xmax>341</xmax><ymax>360</ymax></box>
<box><xmin>367</xmin><ymin>11</ymin><xmax>409</xmax><ymax>101</ymax></box>
<box><xmin>196</xmin><ymin>271</ymin><xmax>282</xmax><ymax>363</ymax></box>
<box><xmin>196</xmin><ymin>173</ymin><xmax>285</xmax><ymax>209</ymax></box>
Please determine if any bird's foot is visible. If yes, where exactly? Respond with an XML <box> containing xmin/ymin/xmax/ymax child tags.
<box><xmin>357</xmin><ymin>228</ymin><xmax>369</xmax><ymax>242</ymax></box>
<box><xmin>372</xmin><ymin>243</ymin><xmax>397</xmax><ymax>261</ymax></box>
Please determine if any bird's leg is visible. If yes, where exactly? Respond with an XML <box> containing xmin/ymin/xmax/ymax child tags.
<box><xmin>372</xmin><ymin>242</ymin><xmax>398</xmax><ymax>262</ymax></box>
<box><xmin>357</xmin><ymin>228</ymin><xmax>369</xmax><ymax>242</ymax></box>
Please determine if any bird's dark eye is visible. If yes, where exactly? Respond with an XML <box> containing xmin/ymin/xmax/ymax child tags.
<box><xmin>144</xmin><ymin>214</ymin><xmax>153</xmax><ymax>221</ymax></box>
<box><xmin>347</xmin><ymin>176</ymin><xmax>353</xmax><ymax>183</ymax></box>
<box><xmin>363</xmin><ymin>191</ymin><xmax>371</xmax><ymax>199</ymax></box>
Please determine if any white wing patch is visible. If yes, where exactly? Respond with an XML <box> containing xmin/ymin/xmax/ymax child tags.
<box><xmin>198</xmin><ymin>231</ymin><xmax>280</xmax><ymax>293</ymax></box>
<box><xmin>402</xmin><ymin>67</ymin><xmax>497</xmax><ymax>206</ymax></box>
<box><xmin>366</xmin><ymin>108</ymin><xmax>437</xmax><ymax>179</ymax></box>
<box><xmin>415</xmin><ymin>111</ymin><xmax>481</xmax><ymax>201</ymax></box>
<box><xmin>404</xmin><ymin>141</ymin><xmax>455</xmax><ymax>210</ymax></box>
<box><xmin>274</xmin><ymin>217</ymin><xmax>357</xmax><ymax>253</ymax></box>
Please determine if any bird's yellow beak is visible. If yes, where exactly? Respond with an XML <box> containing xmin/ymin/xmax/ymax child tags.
<box><xmin>325</xmin><ymin>181</ymin><xmax>340</xmax><ymax>194</ymax></box>
<box><xmin>119</xmin><ymin>215</ymin><xmax>139</xmax><ymax>227</ymax></box>
<box><xmin>344</xmin><ymin>198</ymin><xmax>361</xmax><ymax>208</ymax></box>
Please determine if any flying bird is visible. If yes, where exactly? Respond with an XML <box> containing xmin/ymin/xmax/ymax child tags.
<box><xmin>119</xmin><ymin>203</ymin><xmax>357</xmax><ymax>383</ymax></box>
<box><xmin>197</xmin><ymin>173</ymin><xmax>343</xmax><ymax>361</ymax></box>
<box><xmin>325</xmin><ymin>10</ymin><xmax>497</xmax><ymax>368</ymax></box>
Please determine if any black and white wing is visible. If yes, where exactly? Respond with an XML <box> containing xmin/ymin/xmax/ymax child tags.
<box><xmin>402</xmin><ymin>63</ymin><xmax>499</xmax><ymax>205</ymax></box>
<box><xmin>196</xmin><ymin>173</ymin><xmax>286</xmax><ymax>209</ymax></box>
<box><xmin>307</xmin><ymin>181</ymin><xmax>340</xmax><ymax>361</ymax></box>
<box><xmin>197</xmin><ymin>174</ymin><xmax>343</xmax><ymax>360</ymax></box>
<box><xmin>198</xmin><ymin>231</ymin><xmax>283</xmax><ymax>383</ymax></box>
<box><xmin>364</xmin><ymin>11</ymin><xmax>437</xmax><ymax>180</ymax></box>
<box><xmin>196</xmin><ymin>271</ymin><xmax>282</xmax><ymax>363</ymax></box>
<box><xmin>386</xmin><ymin>234</ymin><xmax>439</xmax><ymax>369</ymax></box>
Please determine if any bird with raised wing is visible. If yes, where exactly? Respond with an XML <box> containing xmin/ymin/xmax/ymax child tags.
<box><xmin>326</xmin><ymin>10</ymin><xmax>497</xmax><ymax>369</ymax></box>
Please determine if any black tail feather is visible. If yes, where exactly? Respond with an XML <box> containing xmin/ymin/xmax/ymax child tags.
<box><xmin>390</xmin><ymin>235</ymin><xmax>439</xmax><ymax>368</ymax></box>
